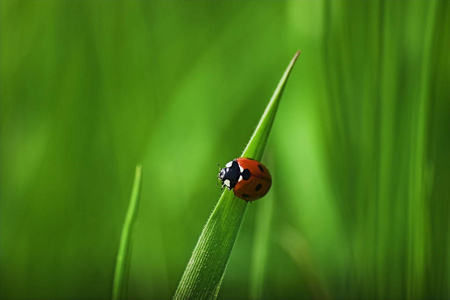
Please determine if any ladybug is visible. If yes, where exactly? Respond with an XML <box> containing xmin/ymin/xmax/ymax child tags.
<box><xmin>218</xmin><ymin>157</ymin><xmax>272</xmax><ymax>202</ymax></box>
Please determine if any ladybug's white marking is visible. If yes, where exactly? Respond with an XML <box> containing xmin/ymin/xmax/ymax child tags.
<box><xmin>238</xmin><ymin>175</ymin><xmax>243</xmax><ymax>182</ymax></box>
<box><xmin>224</xmin><ymin>179</ymin><xmax>231</xmax><ymax>188</ymax></box>
<box><xmin>239</xmin><ymin>165</ymin><xmax>244</xmax><ymax>173</ymax></box>
<box><xmin>226</xmin><ymin>161</ymin><xmax>233</xmax><ymax>168</ymax></box>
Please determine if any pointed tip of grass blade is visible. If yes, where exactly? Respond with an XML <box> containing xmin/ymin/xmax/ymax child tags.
<box><xmin>112</xmin><ymin>164</ymin><xmax>143</xmax><ymax>300</ymax></box>
<box><xmin>136</xmin><ymin>164</ymin><xmax>142</xmax><ymax>173</ymax></box>
<box><xmin>242</xmin><ymin>50</ymin><xmax>301</xmax><ymax>160</ymax></box>
<box><xmin>294</xmin><ymin>50</ymin><xmax>302</xmax><ymax>60</ymax></box>
<box><xmin>174</xmin><ymin>52</ymin><xmax>300</xmax><ymax>300</ymax></box>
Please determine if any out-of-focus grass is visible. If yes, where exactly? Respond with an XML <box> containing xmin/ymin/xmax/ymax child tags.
<box><xmin>1</xmin><ymin>1</ymin><xmax>449</xmax><ymax>300</ymax></box>
<box><xmin>113</xmin><ymin>165</ymin><xmax>142</xmax><ymax>300</ymax></box>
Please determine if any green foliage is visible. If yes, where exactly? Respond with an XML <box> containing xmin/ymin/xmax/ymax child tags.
<box><xmin>1</xmin><ymin>2</ymin><xmax>450</xmax><ymax>300</ymax></box>
<box><xmin>112</xmin><ymin>165</ymin><xmax>142</xmax><ymax>300</ymax></box>
<box><xmin>174</xmin><ymin>52</ymin><xmax>299</xmax><ymax>300</ymax></box>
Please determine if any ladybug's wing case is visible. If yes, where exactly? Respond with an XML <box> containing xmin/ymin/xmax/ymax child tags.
<box><xmin>234</xmin><ymin>158</ymin><xmax>272</xmax><ymax>201</ymax></box>
<box><xmin>235</xmin><ymin>176</ymin><xmax>272</xmax><ymax>201</ymax></box>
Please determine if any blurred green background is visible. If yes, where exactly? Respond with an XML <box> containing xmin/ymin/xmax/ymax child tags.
<box><xmin>1</xmin><ymin>1</ymin><xmax>449</xmax><ymax>299</ymax></box>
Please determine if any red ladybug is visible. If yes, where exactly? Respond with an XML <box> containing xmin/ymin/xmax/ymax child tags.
<box><xmin>218</xmin><ymin>157</ymin><xmax>272</xmax><ymax>202</ymax></box>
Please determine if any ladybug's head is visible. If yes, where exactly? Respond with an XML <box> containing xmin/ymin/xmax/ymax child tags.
<box><xmin>217</xmin><ymin>160</ymin><xmax>240</xmax><ymax>190</ymax></box>
<box><xmin>218</xmin><ymin>168</ymin><xmax>227</xmax><ymax>181</ymax></box>
<box><xmin>218</xmin><ymin>167</ymin><xmax>230</xmax><ymax>190</ymax></box>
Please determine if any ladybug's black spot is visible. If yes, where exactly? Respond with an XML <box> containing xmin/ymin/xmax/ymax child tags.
<box><xmin>242</xmin><ymin>194</ymin><xmax>250</xmax><ymax>199</ymax></box>
<box><xmin>255</xmin><ymin>183</ymin><xmax>262</xmax><ymax>191</ymax></box>
<box><xmin>258</xmin><ymin>164</ymin><xmax>264</xmax><ymax>172</ymax></box>
<box><xmin>241</xmin><ymin>169</ymin><xmax>251</xmax><ymax>180</ymax></box>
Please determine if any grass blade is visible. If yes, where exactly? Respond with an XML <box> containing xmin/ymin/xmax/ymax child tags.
<box><xmin>174</xmin><ymin>51</ymin><xmax>300</xmax><ymax>300</ymax></box>
<box><xmin>112</xmin><ymin>165</ymin><xmax>143</xmax><ymax>300</ymax></box>
<box><xmin>406</xmin><ymin>2</ymin><xmax>438</xmax><ymax>299</ymax></box>
<box><xmin>249</xmin><ymin>188</ymin><xmax>274</xmax><ymax>300</ymax></box>
<box><xmin>242</xmin><ymin>51</ymin><xmax>301</xmax><ymax>160</ymax></box>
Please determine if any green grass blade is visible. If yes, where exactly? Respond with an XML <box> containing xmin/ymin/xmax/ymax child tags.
<box><xmin>174</xmin><ymin>51</ymin><xmax>300</xmax><ymax>300</ymax></box>
<box><xmin>242</xmin><ymin>50</ymin><xmax>301</xmax><ymax>160</ymax></box>
<box><xmin>407</xmin><ymin>2</ymin><xmax>438</xmax><ymax>299</ymax></box>
<box><xmin>112</xmin><ymin>165</ymin><xmax>143</xmax><ymax>300</ymax></box>
<box><xmin>249</xmin><ymin>188</ymin><xmax>274</xmax><ymax>300</ymax></box>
